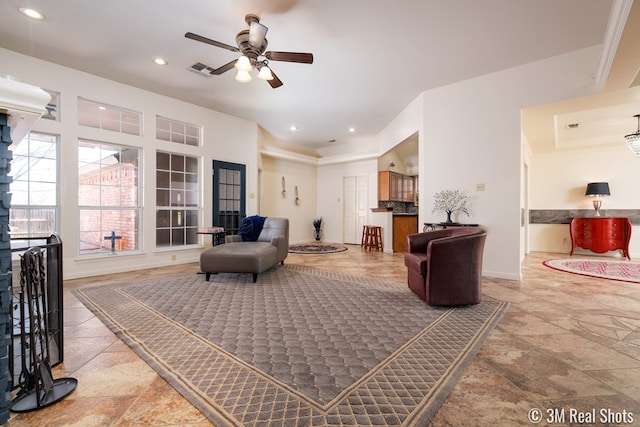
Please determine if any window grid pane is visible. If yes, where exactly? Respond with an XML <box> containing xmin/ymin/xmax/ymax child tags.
<box><xmin>78</xmin><ymin>140</ymin><xmax>140</xmax><ymax>255</ymax></box>
<box><xmin>8</xmin><ymin>132</ymin><xmax>59</xmax><ymax>239</ymax></box>
<box><xmin>78</xmin><ymin>97</ymin><xmax>142</xmax><ymax>136</ymax></box>
<box><xmin>155</xmin><ymin>115</ymin><xmax>201</xmax><ymax>147</ymax></box>
<box><xmin>155</xmin><ymin>151</ymin><xmax>199</xmax><ymax>248</ymax></box>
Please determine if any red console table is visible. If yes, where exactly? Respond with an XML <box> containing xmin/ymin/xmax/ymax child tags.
<box><xmin>569</xmin><ymin>217</ymin><xmax>631</xmax><ymax>259</ymax></box>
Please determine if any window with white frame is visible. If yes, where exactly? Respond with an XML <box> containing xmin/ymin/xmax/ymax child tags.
<box><xmin>156</xmin><ymin>151</ymin><xmax>199</xmax><ymax>247</ymax></box>
<box><xmin>8</xmin><ymin>132</ymin><xmax>59</xmax><ymax>239</ymax></box>
<box><xmin>78</xmin><ymin>97</ymin><xmax>142</xmax><ymax>136</ymax></box>
<box><xmin>156</xmin><ymin>116</ymin><xmax>200</xmax><ymax>146</ymax></box>
<box><xmin>78</xmin><ymin>140</ymin><xmax>140</xmax><ymax>255</ymax></box>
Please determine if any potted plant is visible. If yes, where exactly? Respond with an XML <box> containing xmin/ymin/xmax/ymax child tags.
<box><xmin>432</xmin><ymin>190</ymin><xmax>472</xmax><ymax>224</ymax></box>
<box><xmin>313</xmin><ymin>217</ymin><xmax>323</xmax><ymax>241</ymax></box>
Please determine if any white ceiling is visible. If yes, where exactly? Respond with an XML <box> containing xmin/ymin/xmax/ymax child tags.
<box><xmin>523</xmin><ymin>2</ymin><xmax>640</xmax><ymax>155</ymax></box>
<box><xmin>0</xmin><ymin>0</ymin><xmax>636</xmax><ymax>155</ymax></box>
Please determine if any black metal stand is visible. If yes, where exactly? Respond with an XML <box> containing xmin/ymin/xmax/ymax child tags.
<box><xmin>10</xmin><ymin>247</ymin><xmax>76</xmax><ymax>413</ymax></box>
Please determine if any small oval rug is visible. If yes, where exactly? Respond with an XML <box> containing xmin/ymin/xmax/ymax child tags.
<box><xmin>289</xmin><ymin>243</ymin><xmax>348</xmax><ymax>254</ymax></box>
<box><xmin>543</xmin><ymin>258</ymin><xmax>640</xmax><ymax>283</ymax></box>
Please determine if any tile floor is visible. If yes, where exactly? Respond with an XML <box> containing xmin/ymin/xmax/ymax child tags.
<box><xmin>6</xmin><ymin>248</ymin><xmax>640</xmax><ymax>426</ymax></box>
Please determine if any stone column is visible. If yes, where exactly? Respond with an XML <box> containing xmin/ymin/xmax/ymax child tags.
<box><xmin>0</xmin><ymin>112</ymin><xmax>13</xmax><ymax>424</ymax></box>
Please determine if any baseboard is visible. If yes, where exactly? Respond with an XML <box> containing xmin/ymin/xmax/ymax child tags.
<box><xmin>482</xmin><ymin>270</ymin><xmax>521</xmax><ymax>281</ymax></box>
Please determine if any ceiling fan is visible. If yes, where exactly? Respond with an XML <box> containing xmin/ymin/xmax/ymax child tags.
<box><xmin>185</xmin><ymin>14</ymin><xmax>314</xmax><ymax>88</ymax></box>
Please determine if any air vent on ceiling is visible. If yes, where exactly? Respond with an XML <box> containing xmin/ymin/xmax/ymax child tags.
<box><xmin>187</xmin><ymin>62</ymin><xmax>215</xmax><ymax>78</ymax></box>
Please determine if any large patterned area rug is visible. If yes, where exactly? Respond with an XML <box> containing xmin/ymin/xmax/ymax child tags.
<box><xmin>74</xmin><ymin>265</ymin><xmax>507</xmax><ymax>426</ymax></box>
<box><xmin>543</xmin><ymin>258</ymin><xmax>640</xmax><ymax>283</ymax></box>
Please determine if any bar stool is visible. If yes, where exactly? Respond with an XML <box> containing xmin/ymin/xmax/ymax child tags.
<box><xmin>361</xmin><ymin>225</ymin><xmax>383</xmax><ymax>251</ymax></box>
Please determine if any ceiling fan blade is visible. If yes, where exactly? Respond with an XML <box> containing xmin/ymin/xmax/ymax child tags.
<box><xmin>267</xmin><ymin>69</ymin><xmax>283</xmax><ymax>88</ymax></box>
<box><xmin>185</xmin><ymin>32</ymin><xmax>239</xmax><ymax>52</ymax></box>
<box><xmin>249</xmin><ymin>21</ymin><xmax>268</xmax><ymax>48</ymax></box>
<box><xmin>265</xmin><ymin>51</ymin><xmax>313</xmax><ymax>64</ymax></box>
<box><xmin>210</xmin><ymin>59</ymin><xmax>237</xmax><ymax>75</ymax></box>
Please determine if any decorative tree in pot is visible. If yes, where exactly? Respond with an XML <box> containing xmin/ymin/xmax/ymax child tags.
<box><xmin>432</xmin><ymin>190</ymin><xmax>472</xmax><ymax>224</ymax></box>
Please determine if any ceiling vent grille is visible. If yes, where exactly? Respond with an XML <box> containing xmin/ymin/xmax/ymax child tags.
<box><xmin>187</xmin><ymin>62</ymin><xmax>215</xmax><ymax>77</ymax></box>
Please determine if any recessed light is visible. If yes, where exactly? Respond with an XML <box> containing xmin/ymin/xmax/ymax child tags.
<box><xmin>153</xmin><ymin>57</ymin><xmax>168</xmax><ymax>66</ymax></box>
<box><xmin>19</xmin><ymin>7</ymin><xmax>45</xmax><ymax>20</ymax></box>
<box><xmin>290</xmin><ymin>126</ymin><xmax>297</xmax><ymax>131</ymax></box>
<box><xmin>98</xmin><ymin>105</ymin><xmax>106</xmax><ymax>110</ymax></box>
<box><xmin>348</xmin><ymin>127</ymin><xmax>356</xmax><ymax>133</ymax></box>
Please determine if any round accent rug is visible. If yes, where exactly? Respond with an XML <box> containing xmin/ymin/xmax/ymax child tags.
<box><xmin>543</xmin><ymin>258</ymin><xmax>640</xmax><ymax>284</ymax></box>
<box><xmin>288</xmin><ymin>243</ymin><xmax>348</xmax><ymax>254</ymax></box>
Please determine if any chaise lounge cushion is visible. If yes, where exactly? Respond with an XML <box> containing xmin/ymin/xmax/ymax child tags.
<box><xmin>200</xmin><ymin>217</ymin><xmax>289</xmax><ymax>282</ymax></box>
<box><xmin>200</xmin><ymin>242</ymin><xmax>277</xmax><ymax>277</ymax></box>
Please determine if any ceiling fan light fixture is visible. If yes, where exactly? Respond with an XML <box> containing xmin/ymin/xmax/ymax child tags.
<box><xmin>625</xmin><ymin>114</ymin><xmax>640</xmax><ymax>157</ymax></box>
<box><xmin>249</xmin><ymin>21</ymin><xmax>268</xmax><ymax>48</ymax></box>
<box><xmin>185</xmin><ymin>14</ymin><xmax>313</xmax><ymax>89</ymax></box>
<box><xmin>235</xmin><ymin>70</ymin><xmax>252</xmax><ymax>83</ymax></box>
<box><xmin>257</xmin><ymin>66</ymin><xmax>274</xmax><ymax>80</ymax></box>
<box><xmin>234</xmin><ymin>55</ymin><xmax>253</xmax><ymax>72</ymax></box>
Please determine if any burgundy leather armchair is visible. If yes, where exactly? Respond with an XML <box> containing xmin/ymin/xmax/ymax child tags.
<box><xmin>404</xmin><ymin>227</ymin><xmax>487</xmax><ymax>306</ymax></box>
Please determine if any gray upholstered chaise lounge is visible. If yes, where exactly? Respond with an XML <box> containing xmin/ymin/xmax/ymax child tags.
<box><xmin>200</xmin><ymin>217</ymin><xmax>289</xmax><ymax>282</ymax></box>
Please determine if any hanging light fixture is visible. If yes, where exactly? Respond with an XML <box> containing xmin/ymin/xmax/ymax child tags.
<box><xmin>257</xmin><ymin>65</ymin><xmax>274</xmax><ymax>80</ymax></box>
<box><xmin>625</xmin><ymin>114</ymin><xmax>640</xmax><ymax>157</ymax></box>
<box><xmin>235</xmin><ymin>70</ymin><xmax>252</xmax><ymax>83</ymax></box>
<box><xmin>234</xmin><ymin>55</ymin><xmax>253</xmax><ymax>72</ymax></box>
<box><xmin>234</xmin><ymin>55</ymin><xmax>253</xmax><ymax>82</ymax></box>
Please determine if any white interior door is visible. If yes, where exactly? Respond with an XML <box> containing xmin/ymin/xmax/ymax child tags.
<box><xmin>343</xmin><ymin>175</ymin><xmax>368</xmax><ymax>244</ymax></box>
<box><xmin>343</xmin><ymin>177</ymin><xmax>356</xmax><ymax>243</ymax></box>
<box><xmin>355</xmin><ymin>175</ymin><xmax>368</xmax><ymax>241</ymax></box>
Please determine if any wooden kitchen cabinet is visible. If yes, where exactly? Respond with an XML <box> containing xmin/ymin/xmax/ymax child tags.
<box><xmin>378</xmin><ymin>171</ymin><xmax>396</xmax><ymax>201</ymax></box>
<box><xmin>378</xmin><ymin>171</ymin><xmax>415</xmax><ymax>202</ymax></box>
<box><xmin>393</xmin><ymin>215</ymin><xmax>418</xmax><ymax>252</ymax></box>
<box><xmin>569</xmin><ymin>217</ymin><xmax>631</xmax><ymax>259</ymax></box>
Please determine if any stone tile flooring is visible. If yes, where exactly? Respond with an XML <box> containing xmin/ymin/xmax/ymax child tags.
<box><xmin>7</xmin><ymin>249</ymin><xmax>640</xmax><ymax>426</ymax></box>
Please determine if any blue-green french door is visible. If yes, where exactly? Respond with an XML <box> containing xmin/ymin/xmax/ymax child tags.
<box><xmin>212</xmin><ymin>160</ymin><xmax>246</xmax><ymax>236</ymax></box>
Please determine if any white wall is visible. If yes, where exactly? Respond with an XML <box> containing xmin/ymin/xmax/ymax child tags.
<box><xmin>378</xmin><ymin>95</ymin><xmax>425</xmax><ymax>159</ymax></box>
<box><xmin>259</xmin><ymin>155</ymin><xmax>317</xmax><ymax>243</ymax></box>
<box><xmin>314</xmin><ymin>45</ymin><xmax>606</xmax><ymax>280</ymax></box>
<box><xmin>316</xmin><ymin>159</ymin><xmax>378</xmax><ymax>244</ymax></box>
<box><xmin>2</xmin><ymin>48</ymin><xmax>258</xmax><ymax>279</ymax></box>
<box><xmin>3</xmin><ymin>42</ymin><xmax>614</xmax><ymax>280</ymax></box>
<box><xmin>414</xmin><ymin>46</ymin><xmax>604</xmax><ymax>280</ymax></box>
<box><xmin>419</xmin><ymin>82</ymin><xmax>521</xmax><ymax>279</ymax></box>
<box><xmin>529</xmin><ymin>145</ymin><xmax>640</xmax><ymax>256</ymax></box>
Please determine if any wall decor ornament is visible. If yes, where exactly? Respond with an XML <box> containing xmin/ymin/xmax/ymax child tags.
<box><xmin>432</xmin><ymin>190</ymin><xmax>472</xmax><ymax>224</ymax></box>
